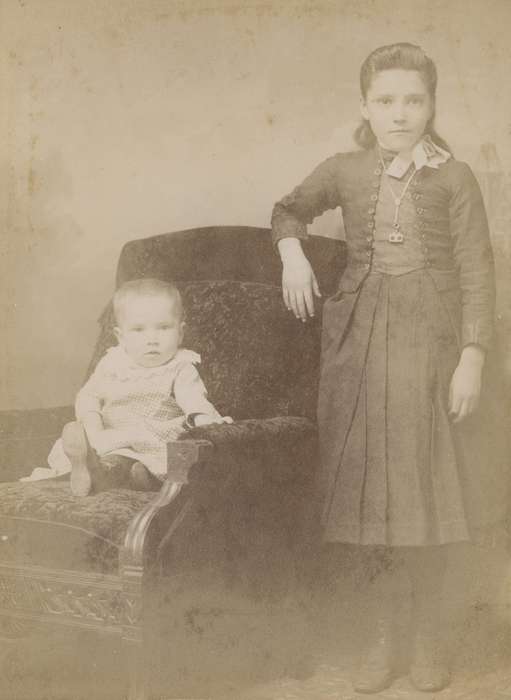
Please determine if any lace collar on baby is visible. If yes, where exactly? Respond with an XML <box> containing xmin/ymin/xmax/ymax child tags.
<box><xmin>103</xmin><ymin>345</ymin><xmax>201</xmax><ymax>380</ymax></box>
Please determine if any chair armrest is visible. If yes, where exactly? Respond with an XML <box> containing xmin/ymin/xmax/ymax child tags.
<box><xmin>167</xmin><ymin>416</ymin><xmax>317</xmax><ymax>485</ymax></box>
<box><xmin>0</xmin><ymin>406</ymin><xmax>74</xmax><ymax>481</ymax></box>
<box><xmin>162</xmin><ymin>417</ymin><xmax>320</xmax><ymax>591</ymax></box>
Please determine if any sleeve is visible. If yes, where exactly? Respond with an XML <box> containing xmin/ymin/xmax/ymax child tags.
<box><xmin>173</xmin><ymin>362</ymin><xmax>221</xmax><ymax>423</ymax></box>
<box><xmin>449</xmin><ymin>162</ymin><xmax>496</xmax><ymax>351</ymax></box>
<box><xmin>271</xmin><ymin>154</ymin><xmax>343</xmax><ymax>246</ymax></box>
<box><xmin>74</xmin><ymin>358</ymin><xmax>107</xmax><ymax>421</ymax></box>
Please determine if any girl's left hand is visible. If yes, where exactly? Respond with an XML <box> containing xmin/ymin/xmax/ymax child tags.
<box><xmin>448</xmin><ymin>345</ymin><xmax>485</xmax><ymax>423</ymax></box>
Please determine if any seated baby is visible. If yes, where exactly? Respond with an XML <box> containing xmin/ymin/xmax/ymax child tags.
<box><xmin>46</xmin><ymin>278</ymin><xmax>231</xmax><ymax>496</ymax></box>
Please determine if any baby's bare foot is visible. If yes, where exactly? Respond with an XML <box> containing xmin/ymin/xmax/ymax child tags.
<box><xmin>62</xmin><ymin>422</ymin><xmax>92</xmax><ymax>497</ymax></box>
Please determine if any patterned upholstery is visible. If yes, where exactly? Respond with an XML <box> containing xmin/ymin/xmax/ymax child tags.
<box><xmin>0</xmin><ymin>480</ymin><xmax>155</xmax><ymax>573</ymax></box>
<box><xmin>92</xmin><ymin>281</ymin><xmax>323</xmax><ymax>420</ymax></box>
<box><xmin>0</xmin><ymin>228</ymin><xmax>345</xmax><ymax>576</ymax></box>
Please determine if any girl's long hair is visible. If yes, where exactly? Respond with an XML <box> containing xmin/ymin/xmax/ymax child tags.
<box><xmin>354</xmin><ymin>43</ymin><xmax>451</xmax><ymax>153</ymax></box>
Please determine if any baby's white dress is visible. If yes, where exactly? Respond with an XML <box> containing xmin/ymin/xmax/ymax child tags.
<box><xmin>24</xmin><ymin>346</ymin><xmax>220</xmax><ymax>481</ymax></box>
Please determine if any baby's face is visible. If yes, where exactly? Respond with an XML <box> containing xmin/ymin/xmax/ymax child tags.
<box><xmin>114</xmin><ymin>294</ymin><xmax>184</xmax><ymax>368</ymax></box>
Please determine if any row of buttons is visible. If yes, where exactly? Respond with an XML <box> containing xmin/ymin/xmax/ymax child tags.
<box><xmin>370</xmin><ymin>191</ymin><xmax>422</xmax><ymax>201</ymax></box>
<box><xmin>419</xmin><ymin>203</ymin><xmax>432</xmax><ymax>264</ymax></box>
<box><xmin>364</xmin><ymin>165</ymin><xmax>430</xmax><ymax>270</ymax></box>
<box><xmin>367</xmin><ymin>203</ymin><xmax>425</xmax><ymax>216</ymax></box>
<box><xmin>372</xmin><ymin>167</ymin><xmax>424</xmax><ymax>191</ymax></box>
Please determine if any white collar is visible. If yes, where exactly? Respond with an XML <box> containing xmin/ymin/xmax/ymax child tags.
<box><xmin>383</xmin><ymin>134</ymin><xmax>451</xmax><ymax>179</ymax></box>
<box><xmin>104</xmin><ymin>345</ymin><xmax>201</xmax><ymax>374</ymax></box>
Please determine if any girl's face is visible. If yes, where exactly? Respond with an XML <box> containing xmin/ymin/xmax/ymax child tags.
<box><xmin>360</xmin><ymin>69</ymin><xmax>433</xmax><ymax>153</ymax></box>
<box><xmin>114</xmin><ymin>294</ymin><xmax>184</xmax><ymax>368</ymax></box>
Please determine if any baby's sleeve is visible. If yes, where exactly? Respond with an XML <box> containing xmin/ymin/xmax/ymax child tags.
<box><xmin>75</xmin><ymin>358</ymin><xmax>108</xmax><ymax>420</ymax></box>
<box><xmin>173</xmin><ymin>362</ymin><xmax>221</xmax><ymax>424</ymax></box>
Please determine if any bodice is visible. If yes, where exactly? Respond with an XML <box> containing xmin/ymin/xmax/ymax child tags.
<box><xmin>372</xmin><ymin>167</ymin><xmax>426</xmax><ymax>275</ymax></box>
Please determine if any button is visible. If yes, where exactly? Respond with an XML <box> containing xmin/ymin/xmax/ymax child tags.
<box><xmin>366</xmin><ymin>236</ymin><xmax>372</xmax><ymax>242</ymax></box>
<box><xmin>364</xmin><ymin>263</ymin><xmax>370</xmax><ymax>269</ymax></box>
<box><xmin>417</xmin><ymin>207</ymin><xmax>425</xmax><ymax>214</ymax></box>
<box><xmin>366</xmin><ymin>251</ymin><xmax>371</xmax><ymax>257</ymax></box>
<box><xmin>413</xmin><ymin>193</ymin><xmax>422</xmax><ymax>200</ymax></box>
<box><xmin>372</xmin><ymin>181</ymin><xmax>379</xmax><ymax>188</ymax></box>
<box><xmin>374</xmin><ymin>168</ymin><xmax>382</xmax><ymax>175</ymax></box>
<box><xmin>370</xmin><ymin>194</ymin><xmax>378</xmax><ymax>201</ymax></box>
<box><xmin>367</xmin><ymin>221</ymin><xmax>374</xmax><ymax>229</ymax></box>
<box><xmin>368</xmin><ymin>208</ymin><xmax>375</xmax><ymax>215</ymax></box>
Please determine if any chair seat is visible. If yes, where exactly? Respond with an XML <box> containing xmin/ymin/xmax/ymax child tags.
<box><xmin>0</xmin><ymin>479</ymin><xmax>155</xmax><ymax>573</ymax></box>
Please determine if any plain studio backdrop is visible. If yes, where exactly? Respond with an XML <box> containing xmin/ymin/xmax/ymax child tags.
<box><xmin>2</xmin><ymin>0</ymin><xmax>511</xmax><ymax>412</ymax></box>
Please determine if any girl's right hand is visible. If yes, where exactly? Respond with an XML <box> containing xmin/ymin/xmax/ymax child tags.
<box><xmin>278</xmin><ymin>238</ymin><xmax>321</xmax><ymax>322</ymax></box>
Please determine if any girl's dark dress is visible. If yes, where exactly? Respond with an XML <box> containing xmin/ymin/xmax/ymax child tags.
<box><xmin>272</xmin><ymin>145</ymin><xmax>508</xmax><ymax>548</ymax></box>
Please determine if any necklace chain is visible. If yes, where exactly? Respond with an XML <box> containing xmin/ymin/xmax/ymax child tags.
<box><xmin>378</xmin><ymin>150</ymin><xmax>417</xmax><ymax>242</ymax></box>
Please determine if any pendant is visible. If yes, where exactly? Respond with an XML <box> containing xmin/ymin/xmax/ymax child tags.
<box><xmin>388</xmin><ymin>222</ymin><xmax>404</xmax><ymax>244</ymax></box>
<box><xmin>388</xmin><ymin>231</ymin><xmax>404</xmax><ymax>244</ymax></box>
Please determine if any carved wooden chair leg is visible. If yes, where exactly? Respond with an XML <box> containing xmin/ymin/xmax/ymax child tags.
<box><xmin>121</xmin><ymin>562</ymin><xmax>147</xmax><ymax>700</ymax></box>
<box><xmin>0</xmin><ymin>618</ymin><xmax>32</xmax><ymax>698</ymax></box>
<box><xmin>0</xmin><ymin>616</ymin><xmax>30</xmax><ymax>640</ymax></box>
<box><xmin>118</xmin><ymin>478</ymin><xmax>194</xmax><ymax>699</ymax></box>
<box><xmin>124</xmin><ymin>636</ymin><xmax>147</xmax><ymax>700</ymax></box>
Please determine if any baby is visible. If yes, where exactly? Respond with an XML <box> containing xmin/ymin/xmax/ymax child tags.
<box><xmin>47</xmin><ymin>278</ymin><xmax>230</xmax><ymax>496</ymax></box>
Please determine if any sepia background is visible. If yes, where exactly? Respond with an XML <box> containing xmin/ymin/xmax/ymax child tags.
<box><xmin>2</xmin><ymin>0</ymin><xmax>511</xmax><ymax>411</ymax></box>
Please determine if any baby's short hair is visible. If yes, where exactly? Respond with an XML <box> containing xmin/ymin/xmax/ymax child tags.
<box><xmin>113</xmin><ymin>278</ymin><xmax>183</xmax><ymax>324</ymax></box>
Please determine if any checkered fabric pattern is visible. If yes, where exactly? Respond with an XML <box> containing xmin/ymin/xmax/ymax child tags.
<box><xmin>56</xmin><ymin>346</ymin><xmax>220</xmax><ymax>475</ymax></box>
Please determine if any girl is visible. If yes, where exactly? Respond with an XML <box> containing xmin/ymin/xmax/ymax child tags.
<box><xmin>271</xmin><ymin>43</ymin><xmax>507</xmax><ymax>693</ymax></box>
<box><xmin>45</xmin><ymin>278</ymin><xmax>231</xmax><ymax>496</ymax></box>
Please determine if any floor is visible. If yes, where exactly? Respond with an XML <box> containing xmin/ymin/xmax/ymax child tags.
<box><xmin>240</xmin><ymin>663</ymin><xmax>511</xmax><ymax>700</ymax></box>
<box><xmin>181</xmin><ymin>648</ymin><xmax>510</xmax><ymax>698</ymax></box>
<box><xmin>235</xmin><ymin>601</ymin><xmax>511</xmax><ymax>700</ymax></box>
<box><xmin>2</xmin><ymin>599</ymin><xmax>510</xmax><ymax>700</ymax></box>
<box><xmin>1</xmin><ymin>552</ymin><xmax>510</xmax><ymax>700</ymax></box>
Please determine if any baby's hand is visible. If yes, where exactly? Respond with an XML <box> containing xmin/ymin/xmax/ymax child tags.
<box><xmin>193</xmin><ymin>414</ymin><xmax>233</xmax><ymax>427</ymax></box>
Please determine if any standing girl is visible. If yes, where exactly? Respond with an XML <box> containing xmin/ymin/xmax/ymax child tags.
<box><xmin>271</xmin><ymin>43</ymin><xmax>507</xmax><ymax>693</ymax></box>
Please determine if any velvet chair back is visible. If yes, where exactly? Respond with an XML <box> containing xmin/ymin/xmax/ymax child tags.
<box><xmin>89</xmin><ymin>227</ymin><xmax>346</xmax><ymax>420</ymax></box>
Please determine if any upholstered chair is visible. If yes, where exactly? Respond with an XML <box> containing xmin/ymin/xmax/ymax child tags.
<box><xmin>0</xmin><ymin>226</ymin><xmax>345</xmax><ymax>699</ymax></box>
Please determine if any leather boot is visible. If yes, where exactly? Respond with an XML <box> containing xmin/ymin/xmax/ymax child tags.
<box><xmin>353</xmin><ymin>616</ymin><xmax>395</xmax><ymax>694</ymax></box>
<box><xmin>409</xmin><ymin>620</ymin><xmax>450</xmax><ymax>692</ymax></box>
<box><xmin>130</xmin><ymin>462</ymin><xmax>163</xmax><ymax>491</ymax></box>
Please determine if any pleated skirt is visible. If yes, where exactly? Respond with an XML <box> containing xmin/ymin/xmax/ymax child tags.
<box><xmin>317</xmin><ymin>269</ymin><xmax>509</xmax><ymax>547</ymax></box>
